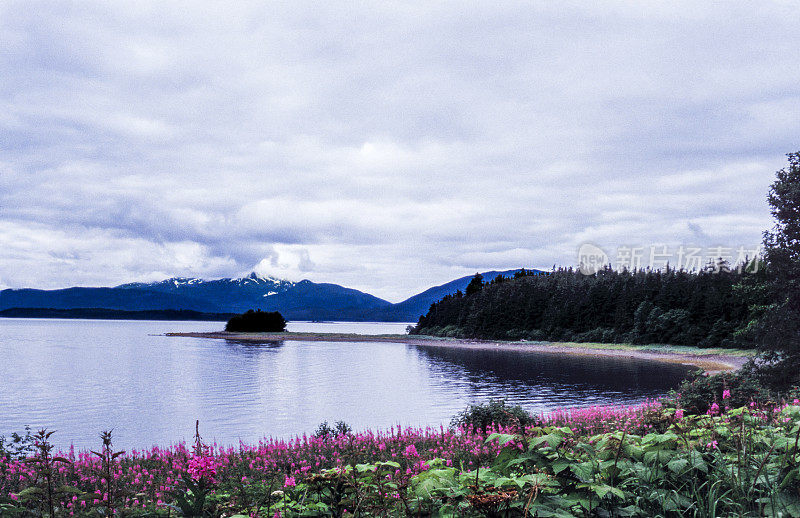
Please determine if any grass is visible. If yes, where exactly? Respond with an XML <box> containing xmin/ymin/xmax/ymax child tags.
<box><xmin>540</xmin><ymin>341</ymin><xmax>757</xmax><ymax>357</ymax></box>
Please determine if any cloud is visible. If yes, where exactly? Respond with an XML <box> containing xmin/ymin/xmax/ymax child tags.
<box><xmin>0</xmin><ymin>1</ymin><xmax>796</xmax><ymax>301</ymax></box>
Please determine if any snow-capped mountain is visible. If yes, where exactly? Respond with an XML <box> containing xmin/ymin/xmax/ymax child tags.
<box><xmin>115</xmin><ymin>272</ymin><xmax>301</xmax><ymax>313</ymax></box>
<box><xmin>118</xmin><ymin>272</ymin><xmax>295</xmax><ymax>295</ymax></box>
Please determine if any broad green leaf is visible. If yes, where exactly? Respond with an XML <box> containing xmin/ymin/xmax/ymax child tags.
<box><xmin>486</xmin><ymin>433</ymin><xmax>518</xmax><ymax>446</ymax></box>
<box><xmin>667</xmin><ymin>457</ymin><xmax>688</xmax><ymax>473</ymax></box>
<box><xmin>530</xmin><ymin>434</ymin><xmax>563</xmax><ymax>449</ymax></box>
<box><xmin>592</xmin><ymin>483</ymin><xmax>625</xmax><ymax>499</ymax></box>
<box><xmin>569</xmin><ymin>462</ymin><xmax>595</xmax><ymax>482</ymax></box>
<box><xmin>552</xmin><ymin>459</ymin><xmax>571</xmax><ymax>474</ymax></box>
<box><xmin>688</xmin><ymin>450</ymin><xmax>708</xmax><ymax>473</ymax></box>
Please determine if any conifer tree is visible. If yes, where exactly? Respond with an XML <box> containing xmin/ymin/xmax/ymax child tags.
<box><xmin>754</xmin><ymin>152</ymin><xmax>800</xmax><ymax>386</ymax></box>
<box><xmin>465</xmin><ymin>273</ymin><xmax>484</xmax><ymax>296</ymax></box>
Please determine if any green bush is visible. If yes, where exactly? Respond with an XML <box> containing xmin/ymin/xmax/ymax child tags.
<box><xmin>450</xmin><ymin>399</ymin><xmax>537</xmax><ymax>433</ymax></box>
<box><xmin>0</xmin><ymin>426</ymin><xmax>34</xmax><ymax>462</ymax></box>
<box><xmin>225</xmin><ymin>309</ymin><xmax>286</xmax><ymax>332</ymax></box>
<box><xmin>667</xmin><ymin>367</ymin><xmax>776</xmax><ymax>415</ymax></box>
<box><xmin>467</xmin><ymin>404</ymin><xmax>800</xmax><ymax>518</ymax></box>
<box><xmin>313</xmin><ymin>420</ymin><xmax>352</xmax><ymax>439</ymax></box>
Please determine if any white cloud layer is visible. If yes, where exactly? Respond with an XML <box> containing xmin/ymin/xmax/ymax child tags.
<box><xmin>0</xmin><ymin>1</ymin><xmax>797</xmax><ymax>301</ymax></box>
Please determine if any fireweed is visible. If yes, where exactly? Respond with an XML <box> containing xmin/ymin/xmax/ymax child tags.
<box><xmin>0</xmin><ymin>399</ymin><xmax>798</xmax><ymax>516</ymax></box>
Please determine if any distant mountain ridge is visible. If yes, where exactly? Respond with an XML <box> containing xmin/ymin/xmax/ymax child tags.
<box><xmin>0</xmin><ymin>308</ymin><xmax>235</xmax><ymax>321</ymax></box>
<box><xmin>0</xmin><ymin>287</ymin><xmax>219</xmax><ymax>312</ymax></box>
<box><xmin>0</xmin><ymin>269</ymin><xmax>543</xmax><ymax>322</ymax></box>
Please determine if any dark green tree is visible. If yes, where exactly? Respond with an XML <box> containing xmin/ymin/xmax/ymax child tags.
<box><xmin>225</xmin><ymin>309</ymin><xmax>287</xmax><ymax>332</ymax></box>
<box><xmin>754</xmin><ymin>152</ymin><xmax>800</xmax><ymax>386</ymax></box>
<box><xmin>465</xmin><ymin>273</ymin><xmax>484</xmax><ymax>296</ymax></box>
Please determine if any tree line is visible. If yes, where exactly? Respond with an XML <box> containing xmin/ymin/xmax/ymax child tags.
<box><xmin>412</xmin><ymin>263</ymin><xmax>766</xmax><ymax>348</ymax></box>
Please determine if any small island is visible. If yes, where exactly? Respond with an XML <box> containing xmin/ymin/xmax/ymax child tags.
<box><xmin>225</xmin><ymin>309</ymin><xmax>287</xmax><ymax>332</ymax></box>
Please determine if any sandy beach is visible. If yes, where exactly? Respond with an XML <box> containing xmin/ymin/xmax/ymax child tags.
<box><xmin>166</xmin><ymin>331</ymin><xmax>754</xmax><ymax>374</ymax></box>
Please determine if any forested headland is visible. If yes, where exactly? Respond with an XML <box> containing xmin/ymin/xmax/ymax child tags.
<box><xmin>412</xmin><ymin>264</ymin><xmax>766</xmax><ymax>348</ymax></box>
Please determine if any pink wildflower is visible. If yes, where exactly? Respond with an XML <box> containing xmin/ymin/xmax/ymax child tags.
<box><xmin>284</xmin><ymin>475</ymin><xmax>296</xmax><ymax>488</ymax></box>
<box><xmin>187</xmin><ymin>454</ymin><xmax>217</xmax><ymax>483</ymax></box>
<box><xmin>674</xmin><ymin>408</ymin><xmax>684</xmax><ymax>420</ymax></box>
<box><xmin>404</xmin><ymin>444</ymin><xmax>419</xmax><ymax>458</ymax></box>
<box><xmin>722</xmin><ymin>389</ymin><xmax>731</xmax><ymax>400</ymax></box>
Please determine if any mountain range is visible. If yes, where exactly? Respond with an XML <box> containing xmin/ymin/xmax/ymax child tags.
<box><xmin>0</xmin><ymin>269</ymin><xmax>540</xmax><ymax>322</ymax></box>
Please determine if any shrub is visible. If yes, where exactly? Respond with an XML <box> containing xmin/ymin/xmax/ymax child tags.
<box><xmin>525</xmin><ymin>329</ymin><xmax>548</xmax><ymax>341</ymax></box>
<box><xmin>504</xmin><ymin>328</ymin><xmax>525</xmax><ymax>340</ymax></box>
<box><xmin>313</xmin><ymin>420</ymin><xmax>352</xmax><ymax>439</ymax></box>
<box><xmin>0</xmin><ymin>426</ymin><xmax>34</xmax><ymax>462</ymax></box>
<box><xmin>225</xmin><ymin>309</ymin><xmax>286</xmax><ymax>332</ymax></box>
<box><xmin>573</xmin><ymin>327</ymin><xmax>614</xmax><ymax>343</ymax></box>
<box><xmin>450</xmin><ymin>399</ymin><xmax>537</xmax><ymax>433</ymax></box>
<box><xmin>442</xmin><ymin>325</ymin><xmax>462</xmax><ymax>337</ymax></box>
<box><xmin>667</xmin><ymin>367</ymin><xmax>776</xmax><ymax>414</ymax></box>
<box><xmin>601</xmin><ymin>328</ymin><xmax>617</xmax><ymax>342</ymax></box>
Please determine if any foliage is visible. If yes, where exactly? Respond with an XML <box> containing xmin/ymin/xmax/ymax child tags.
<box><xmin>469</xmin><ymin>402</ymin><xmax>800</xmax><ymax>517</ymax></box>
<box><xmin>751</xmin><ymin>151</ymin><xmax>800</xmax><ymax>388</ymax></box>
<box><xmin>451</xmin><ymin>399</ymin><xmax>538</xmax><ymax>434</ymax></box>
<box><xmin>465</xmin><ymin>273</ymin><xmax>485</xmax><ymax>296</ymax></box>
<box><xmin>168</xmin><ymin>473</ymin><xmax>218</xmax><ymax>517</ymax></box>
<box><xmin>7</xmin><ymin>429</ymin><xmax>77</xmax><ymax>517</ymax></box>
<box><xmin>0</xmin><ymin>426</ymin><xmax>35</xmax><ymax>462</ymax></box>
<box><xmin>90</xmin><ymin>430</ymin><xmax>124</xmax><ymax>516</ymax></box>
<box><xmin>225</xmin><ymin>309</ymin><xmax>286</xmax><ymax>332</ymax></box>
<box><xmin>667</xmin><ymin>368</ymin><xmax>778</xmax><ymax>415</ymax></box>
<box><xmin>3</xmin><ymin>399</ymin><xmax>800</xmax><ymax>516</ymax></box>
<box><xmin>413</xmin><ymin>264</ymin><xmax>763</xmax><ymax>348</ymax></box>
<box><xmin>313</xmin><ymin>420</ymin><xmax>352</xmax><ymax>440</ymax></box>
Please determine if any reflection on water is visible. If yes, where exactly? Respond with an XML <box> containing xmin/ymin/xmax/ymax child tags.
<box><xmin>415</xmin><ymin>345</ymin><xmax>689</xmax><ymax>410</ymax></box>
<box><xmin>0</xmin><ymin>319</ymin><xmax>691</xmax><ymax>449</ymax></box>
<box><xmin>222</xmin><ymin>339</ymin><xmax>284</xmax><ymax>349</ymax></box>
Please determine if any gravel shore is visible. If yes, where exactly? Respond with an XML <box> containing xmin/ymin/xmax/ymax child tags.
<box><xmin>166</xmin><ymin>331</ymin><xmax>753</xmax><ymax>374</ymax></box>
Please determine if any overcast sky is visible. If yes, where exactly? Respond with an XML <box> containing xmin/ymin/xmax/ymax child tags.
<box><xmin>1</xmin><ymin>2</ymin><xmax>798</xmax><ymax>301</ymax></box>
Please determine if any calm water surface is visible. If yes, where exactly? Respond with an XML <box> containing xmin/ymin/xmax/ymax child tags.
<box><xmin>0</xmin><ymin>319</ymin><xmax>691</xmax><ymax>449</ymax></box>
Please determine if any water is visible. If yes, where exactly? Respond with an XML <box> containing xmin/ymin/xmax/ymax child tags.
<box><xmin>285</xmin><ymin>321</ymin><xmax>411</xmax><ymax>334</ymax></box>
<box><xmin>0</xmin><ymin>318</ymin><xmax>691</xmax><ymax>449</ymax></box>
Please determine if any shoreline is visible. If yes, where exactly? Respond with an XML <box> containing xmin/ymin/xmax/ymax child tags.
<box><xmin>166</xmin><ymin>331</ymin><xmax>754</xmax><ymax>374</ymax></box>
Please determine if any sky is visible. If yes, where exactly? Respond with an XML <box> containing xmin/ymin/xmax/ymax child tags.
<box><xmin>1</xmin><ymin>1</ymin><xmax>799</xmax><ymax>302</ymax></box>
